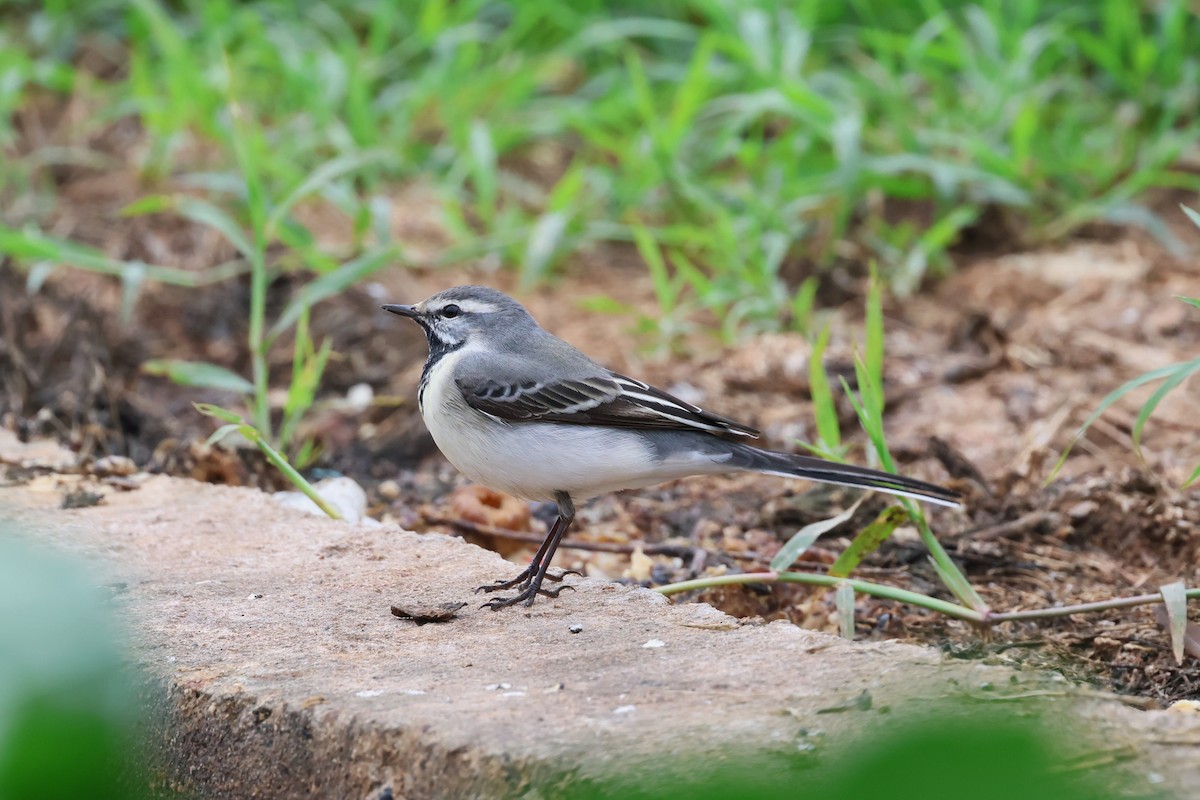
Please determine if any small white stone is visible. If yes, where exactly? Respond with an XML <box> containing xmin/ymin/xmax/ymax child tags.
<box><xmin>346</xmin><ymin>383</ymin><xmax>374</xmax><ymax>413</ymax></box>
<box><xmin>642</xmin><ymin>639</ymin><xmax>666</xmax><ymax>649</ymax></box>
<box><xmin>402</xmin><ymin>689</ymin><xmax>426</xmax><ymax>696</ymax></box>
<box><xmin>485</xmin><ymin>683</ymin><xmax>511</xmax><ymax>691</ymax></box>
<box><xmin>1148</xmin><ymin>773</ymin><xmax>1164</xmax><ymax>785</ymax></box>
<box><xmin>502</xmin><ymin>691</ymin><xmax>527</xmax><ymax>698</ymax></box>
<box><xmin>274</xmin><ymin>476</ymin><xmax>368</xmax><ymax>524</ymax></box>
<box><xmin>356</xmin><ymin>689</ymin><xmax>384</xmax><ymax>698</ymax></box>
<box><xmin>613</xmin><ymin>705</ymin><xmax>636</xmax><ymax>714</ymax></box>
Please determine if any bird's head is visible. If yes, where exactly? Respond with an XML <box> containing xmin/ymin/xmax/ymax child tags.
<box><xmin>383</xmin><ymin>285</ymin><xmax>535</xmax><ymax>351</ymax></box>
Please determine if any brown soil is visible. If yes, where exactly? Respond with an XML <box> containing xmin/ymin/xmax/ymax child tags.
<box><xmin>4</xmin><ymin>105</ymin><xmax>1200</xmax><ymax>706</ymax></box>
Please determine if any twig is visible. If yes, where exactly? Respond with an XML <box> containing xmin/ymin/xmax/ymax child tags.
<box><xmin>960</xmin><ymin>511</ymin><xmax>1062</xmax><ymax>542</ymax></box>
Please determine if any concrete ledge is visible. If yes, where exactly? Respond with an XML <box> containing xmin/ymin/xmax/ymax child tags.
<box><xmin>3</xmin><ymin>433</ymin><xmax>1199</xmax><ymax>798</ymax></box>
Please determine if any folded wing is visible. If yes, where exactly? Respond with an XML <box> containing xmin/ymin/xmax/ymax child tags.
<box><xmin>460</xmin><ymin>370</ymin><xmax>759</xmax><ymax>437</ymax></box>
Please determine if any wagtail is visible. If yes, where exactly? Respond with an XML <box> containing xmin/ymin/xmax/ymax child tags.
<box><xmin>384</xmin><ymin>286</ymin><xmax>959</xmax><ymax>608</ymax></box>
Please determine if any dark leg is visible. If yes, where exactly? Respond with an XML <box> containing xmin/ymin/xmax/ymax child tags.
<box><xmin>480</xmin><ymin>493</ymin><xmax>577</xmax><ymax>609</ymax></box>
<box><xmin>473</xmin><ymin>514</ymin><xmax>572</xmax><ymax>593</ymax></box>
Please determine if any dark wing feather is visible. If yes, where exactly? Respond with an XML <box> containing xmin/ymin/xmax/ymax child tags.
<box><xmin>460</xmin><ymin>370</ymin><xmax>759</xmax><ymax>437</ymax></box>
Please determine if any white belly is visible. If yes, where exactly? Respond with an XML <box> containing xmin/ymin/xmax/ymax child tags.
<box><xmin>419</xmin><ymin>349</ymin><xmax>684</xmax><ymax>502</ymax></box>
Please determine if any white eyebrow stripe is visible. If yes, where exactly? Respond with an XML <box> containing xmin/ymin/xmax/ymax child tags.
<box><xmin>437</xmin><ymin>298</ymin><xmax>501</xmax><ymax>314</ymax></box>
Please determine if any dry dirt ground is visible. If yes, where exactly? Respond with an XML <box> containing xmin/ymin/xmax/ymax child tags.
<box><xmin>2</xmin><ymin>124</ymin><xmax>1200</xmax><ymax>706</ymax></box>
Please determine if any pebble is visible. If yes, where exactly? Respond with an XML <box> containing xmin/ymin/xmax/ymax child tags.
<box><xmin>92</xmin><ymin>455</ymin><xmax>137</xmax><ymax>477</ymax></box>
<box><xmin>273</xmin><ymin>476</ymin><xmax>369</xmax><ymax>524</ymax></box>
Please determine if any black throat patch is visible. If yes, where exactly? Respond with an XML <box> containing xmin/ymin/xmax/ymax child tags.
<box><xmin>418</xmin><ymin>330</ymin><xmax>466</xmax><ymax>412</ymax></box>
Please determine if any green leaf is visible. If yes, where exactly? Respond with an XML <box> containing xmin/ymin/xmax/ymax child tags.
<box><xmin>119</xmin><ymin>194</ymin><xmax>176</xmax><ymax>217</ymax></box>
<box><xmin>521</xmin><ymin>211</ymin><xmax>570</xmax><ymax>288</ymax></box>
<box><xmin>205</xmin><ymin>423</ymin><xmax>241</xmax><ymax>447</ymax></box>
<box><xmin>632</xmin><ymin>224</ymin><xmax>676</xmax><ymax>314</ymax></box>
<box><xmin>830</xmin><ymin>506</ymin><xmax>910</xmax><ymax>578</ymax></box>
<box><xmin>1183</xmin><ymin>462</ymin><xmax>1200</xmax><ymax>489</ymax></box>
<box><xmin>1176</xmin><ymin>295</ymin><xmax>1200</xmax><ymax>311</ymax></box>
<box><xmin>270</xmin><ymin>246</ymin><xmax>400</xmax><ymax>337</ymax></box>
<box><xmin>172</xmin><ymin>196</ymin><xmax>254</xmax><ymax>258</ymax></box>
<box><xmin>770</xmin><ymin>498</ymin><xmax>864</xmax><ymax>572</ymax></box>
<box><xmin>1131</xmin><ymin>362</ymin><xmax>1200</xmax><ymax>458</ymax></box>
<box><xmin>1159</xmin><ymin>581</ymin><xmax>1188</xmax><ymax>665</ymax></box>
<box><xmin>1049</xmin><ymin>358</ymin><xmax>1200</xmax><ymax>481</ymax></box>
<box><xmin>790</xmin><ymin>276</ymin><xmax>819</xmax><ymax>337</ymax></box>
<box><xmin>192</xmin><ymin>403</ymin><xmax>244</xmax><ymax>424</ymax></box>
<box><xmin>143</xmin><ymin>359</ymin><xmax>253</xmax><ymax>394</ymax></box>
<box><xmin>266</xmin><ymin>150</ymin><xmax>391</xmax><ymax>237</ymax></box>
<box><xmin>808</xmin><ymin>324</ymin><xmax>840</xmax><ymax>453</ymax></box>
<box><xmin>863</xmin><ymin>266</ymin><xmax>885</xmax><ymax>419</ymax></box>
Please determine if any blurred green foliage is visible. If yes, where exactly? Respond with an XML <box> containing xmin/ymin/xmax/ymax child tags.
<box><xmin>2</xmin><ymin>0</ymin><xmax>1198</xmax><ymax>340</ymax></box>
<box><xmin>569</xmin><ymin>706</ymin><xmax>1151</xmax><ymax>800</ymax></box>
<box><xmin>0</xmin><ymin>529</ymin><xmax>149</xmax><ymax>800</ymax></box>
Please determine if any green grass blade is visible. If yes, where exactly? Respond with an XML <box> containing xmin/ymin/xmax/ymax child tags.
<box><xmin>1183</xmin><ymin>462</ymin><xmax>1200</xmax><ymax>488</ymax></box>
<box><xmin>1131</xmin><ymin>361</ymin><xmax>1200</xmax><ymax>459</ymax></box>
<box><xmin>205</xmin><ymin>423</ymin><xmax>241</xmax><ymax>447</ymax></box>
<box><xmin>194</xmin><ymin>403</ymin><xmax>342</xmax><ymax>520</ymax></box>
<box><xmin>829</xmin><ymin>506</ymin><xmax>909</xmax><ymax>578</ymax></box>
<box><xmin>1048</xmin><ymin>359</ymin><xmax>1200</xmax><ymax>480</ymax></box>
<box><xmin>808</xmin><ymin>324</ymin><xmax>840</xmax><ymax>453</ymax></box>
<box><xmin>172</xmin><ymin>196</ymin><xmax>254</xmax><ymax>258</ymax></box>
<box><xmin>270</xmin><ymin>245</ymin><xmax>401</xmax><ymax>337</ymax></box>
<box><xmin>520</xmin><ymin>211</ymin><xmax>571</xmax><ymax>288</ymax></box>
<box><xmin>770</xmin><ymin>498</ymin><xmax>864</xmax><ymax>572</ymax></box>
<box><xmin>266</xmin><ymin>150</ymin><xmax>392</xmax><ymax>238</ymax></box>
<box><xmin>141</xmin><ymin>360</ymin><xmax>252</xmax><ymax>394</ymax></box>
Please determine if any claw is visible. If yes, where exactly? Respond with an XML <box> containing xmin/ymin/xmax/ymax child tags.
<box><xmin>481</xmin><ymin>582</ymin><xmax>577</xmax><ymax>610</ymax></box>
<box><xmin>474</xmin><ymin>567</ymin><xmax>534</xmax><ymax>594</ymax></box>
<box><xmin>540</xmin><ymin>568</ymin><xmax>583</xmax><ymax>584</ymax></box>
<box><xmin>480</xmin><ymin>587</ymin><xmax>536</xmax><ymax>610</ymax></box>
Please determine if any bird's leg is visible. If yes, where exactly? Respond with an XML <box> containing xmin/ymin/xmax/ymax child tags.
<box><xmin>474</xmin><ymin>515</ymin><xmax>562</xmax><ymax>593</ymax></box>
<box><xmin>481</xmin><ymin>493</ymin><xmax>577</xmax><ymax>609</ymax></box>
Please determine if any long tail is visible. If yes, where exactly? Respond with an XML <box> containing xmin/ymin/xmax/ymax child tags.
<box><xmin>727</xmin><ymin>442</ymin><xmax>962</xmax><ymax>508</ymax></box>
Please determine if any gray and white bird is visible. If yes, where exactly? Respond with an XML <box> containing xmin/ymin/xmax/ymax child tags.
<box><xmin>384</xmin><ymin>285</ymin><xmax>960</xmax><ymax>608</ymax></box>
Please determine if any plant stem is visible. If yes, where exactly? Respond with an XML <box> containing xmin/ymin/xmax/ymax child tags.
<box><xmin>984</xmin><ymin>588</ymin><xmax>1200</xmax><ymax>623</ymax></box>
<box><xmin>247</xmin><ymin>240</ymin><xmax>269</xmax><ymax>436</ymax></box>
<box><xmin>227</xmin><ymin>92</ymin><xmax>271</xmax><ymax>438</ymax></box>
<box><xmin>655</xmin><ymin>572</ymin><xmax>1199</xmax><ymax>629</ymax></box>
<box><xmin>241</xmin><ymin>424</ymin><xmax>342</xmax><ymax>520</ymax></box>
<box><xmin>912</xmin><ymin>507</ymin><xmax>988</xmax><ymax>613</ymax></box>
<box><xmin>655</xmin><ymin>571</ymin><xmax>985</xmax><ymax>623</ymax></box>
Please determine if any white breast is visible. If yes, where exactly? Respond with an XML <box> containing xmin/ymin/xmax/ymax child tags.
<box><xmin>419</xmin><ymin>348</ymin><xmax>692</xmax><ymax>502</ymax></box>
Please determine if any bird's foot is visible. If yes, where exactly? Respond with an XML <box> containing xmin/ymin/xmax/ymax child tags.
<box><xmin>480</xmin><ymin>583</ymin><xmax>576</xmax><ymax>610</ymax></box>
<box><xmin>474</xmin><ymin>567</ymin><xmax>534</xmax><ymax>594</ymax></box>
<box><xmin>474</xmin><ymin>567</ymin><xmax>581</xmax><ymax>594</ymax></box>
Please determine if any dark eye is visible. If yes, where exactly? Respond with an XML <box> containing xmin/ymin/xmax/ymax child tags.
<box><xmin>440</xmin><ymin>304</ymin><xmax>461</xmax><ymax>319</ymax></box>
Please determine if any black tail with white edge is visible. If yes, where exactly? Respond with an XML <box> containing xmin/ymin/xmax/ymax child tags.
<box><xmin>728</xmin><ymin>441</ymin><xmax>961</xmax><ymax>508</ymax></box>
